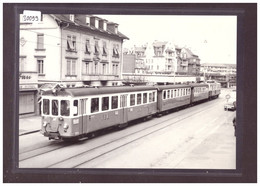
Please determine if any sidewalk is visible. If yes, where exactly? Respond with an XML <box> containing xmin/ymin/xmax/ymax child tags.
<box><xmin>19</xmin><ymin>115</ymin><xmax>42</xmax><ymax>136</ymax></box>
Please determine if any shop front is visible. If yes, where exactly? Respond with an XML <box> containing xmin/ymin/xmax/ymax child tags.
<box><xmin>19</xmin><ymin>72</ymin><xmax>39</xmax><ymax>116</ymax></box>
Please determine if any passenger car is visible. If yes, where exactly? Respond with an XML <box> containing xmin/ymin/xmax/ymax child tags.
<box><xmin>224</xmin><ymin>90</ymin><xmax>236</xmax><ymax>111</ymax></box>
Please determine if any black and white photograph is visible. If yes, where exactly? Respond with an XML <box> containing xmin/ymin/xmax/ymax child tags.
<box><xmin>18</xmin><ymin>13</ymin><xmax>237</xmax><ymax>169</ymax></box>
<box><xmin>3</xmin><ymin>2</ymin><xmax>257</xmax><ymax>183</ymax></box>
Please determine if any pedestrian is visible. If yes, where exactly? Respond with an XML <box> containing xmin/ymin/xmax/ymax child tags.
<box><xmin>233</xmin><ymin>116</ymin><xmax>236</xmax><ymax>137</ymax></box>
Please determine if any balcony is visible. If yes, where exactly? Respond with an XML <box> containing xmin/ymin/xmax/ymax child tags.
<box><xmin>82</xmin><ymin>74</ymin><xmax>119</xmax><ymax>81</ymax></box>
<box><xmin>181</xmin><ymin>62</ymin><xmax>188</xmax><ymax>66</ymax></box>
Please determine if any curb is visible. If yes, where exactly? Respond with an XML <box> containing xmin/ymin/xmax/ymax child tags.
<box><xmin>19</xmin><ymin>130</ymin><xmax>40</xmax><ymax>136</ymax></box>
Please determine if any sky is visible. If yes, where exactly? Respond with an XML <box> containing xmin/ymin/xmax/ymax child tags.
<box><xmin>97</xmin><ymin>15</ymin><xmax>237</xmax><ymax>64</ymax></box>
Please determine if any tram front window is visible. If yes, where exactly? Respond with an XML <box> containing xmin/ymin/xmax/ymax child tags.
<box><xmin>52</xmin><ymin>100</ymin><xmax>59</xmax><ymax>116</ymax></box>
<box><xmin>61</xmin><ymin>100</ymin><xmax>70</xmax><ymax>116</ymax></box>
<box><xmin>43</xmin><ymin>99</ymin><xmax>50</xmax><ymax>115</ymax></box>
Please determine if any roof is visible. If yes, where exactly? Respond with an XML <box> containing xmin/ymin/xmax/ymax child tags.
<box><xmin>41</xmin><ymin>84</ymin><xmax>208</xmax><ymax>97</ymax></box>
<box><xmin>201</xmin><ymin>63</ymin><xmax>236</xmax><ymax>68</ymax></box>
<box><xmin>153</xmin><ymin>41</ymin><xmax>168</xmax><ymax>47</ymax></box>
<box><xmin>51</xmin><ymin>14</ymin><xmax>129</xmax><ymax>40</ymax></box>
<box><xmin>42</xmin><ymin>85</ymin><xmax>158</xmax><ymax>97</ymax></box>
<box><xmin>189</xmin><ymin>83</ymin><xmax>209</xmax><ymax>88</ymax></box>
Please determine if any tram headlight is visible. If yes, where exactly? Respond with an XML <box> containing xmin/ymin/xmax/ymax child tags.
<box><xmin>63</xmin><ymin>123</ymin><xmax>69</xmax><ymax>129</ymax></box>
<box><xmin>43</xmin><ymin>121</ymin><xmax>48</xmax><ymax>127</ymax></box>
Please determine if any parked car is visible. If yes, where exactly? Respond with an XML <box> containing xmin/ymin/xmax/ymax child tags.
<box><xmin>224</xmin><ymin>90</ymin><xmax>236</xmax><ymax>111</ymax></box>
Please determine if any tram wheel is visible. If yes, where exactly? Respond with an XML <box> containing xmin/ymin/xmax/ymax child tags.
<box><xmin>118</xmin><ymin>122</ymin><xmax>128</xmax><ymax>129</ymax></box>
<box><xmin>62</xmin><ymin>136</ymin><xmax>79</xmax><ymax>142</ymax></box>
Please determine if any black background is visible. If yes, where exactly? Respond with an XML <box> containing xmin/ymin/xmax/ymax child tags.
<box><xmin>3</xmin><ymin>3</ymin><xmax>257</xmax><ymax>183</ymax></box>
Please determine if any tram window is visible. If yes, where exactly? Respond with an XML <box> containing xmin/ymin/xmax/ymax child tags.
<box><xmin>163</xmin><ymin>90</ymin><xmax>166</xmax><ymax>100</ymax></box>
<box><xmin>174</xmin><ymin>90</ymin><xmax>176</xmax><ymax>98</ymax></box>
<box><xmin>171</xmin><ymin>90</ymin><xmax>173</xmax><ymax>98</ymax></box>
<box><xmin>52</xmin><ymin>100</ymin><xmax>59</xmax><ymax>116</ymax></box>
<box><xmin>143</xmin><ymin>93</ymin><xmax>147</xmax><ymax>104</ymax></box>
<box><xmin>102</xmin><ymin>97</ymin><xmax>109</xmax><ymax>111</ymax></box>
<box><xmin>167</xmin><ymin>90</ymin><xmax>170</xmax><ymax>99</ymax></box>
<box><xmin>43</xmin><ymin>99</ymin><xmax>50</xmax><ymax>115</ymax></box>
<box><xmin>130</xmin><ymin>94</ymin><xmax>135</xmax><ymax>106</ymax></box>
<box><xmin>152</xmin><ymin>92</ymin><xmax>155</xmax><ymax>102</ymax></box>
<box><xmin>137</xmin><ymin>93</ymin><xmax>142</xmax><ymax>105</ymax></box>
<box><xmin>112</xmin><ymin>96</ymin><xmax>118</xmax><ymax>109</ymax></box>
<box><xmin>61</xmin><ymin>100</ymin><xmax>70</xmax><ymax>116</ymax></box>
<box><xmin>91</xmin><ymin>98</ymin><xmax>99</xmax><ymax>113</ymax></box>
<box><xmin>73</xmin><ymin>100</ymin><xmax>78</xmax><ymax>116</ymax></box>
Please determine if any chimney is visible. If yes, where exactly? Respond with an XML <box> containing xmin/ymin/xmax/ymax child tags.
<box><xmin>69</xmin><ymin>14</ymin><xmax>74</xmax><ymax>22</ymax></box>
<box><xmin>86</xmin><ymin>16</ymin><xmax>90</xmax><ymax>25</ymax></box>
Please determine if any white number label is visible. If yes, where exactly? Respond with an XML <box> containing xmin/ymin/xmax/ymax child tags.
<box><xmin>23</xmin><ymin>10</ymin><xmax>41</xmax><ymax>23</ymax></box>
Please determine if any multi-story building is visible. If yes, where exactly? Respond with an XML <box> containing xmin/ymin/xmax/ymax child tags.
<box><xmin>201</xmin><ymin>63</ymin><xmax>236</xmax><ymax>75</ymax></box>
<box><xmin>200</xmin><ymin>63</ymin><xmax>236</xmax><ymax>87</ymax></box>
<box><xmin>126</xmin><ymin>41</ymin><xmax>177</xmax><ymax>74</ymax></box>
<box><xmin>176</xmin><ymin>47</ymin><xmax>200</xmax><ymax>76</ymax></box>
<box><xmin>19</xmin><ymin>14</ymin><xmax>128</xmax><ymax>115</ymax></box>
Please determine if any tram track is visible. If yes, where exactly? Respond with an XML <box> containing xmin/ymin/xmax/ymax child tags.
<box><xmin>19</xmin><ymin>98</ymin><xmax>223</xmax><ymax>168</ymax></box>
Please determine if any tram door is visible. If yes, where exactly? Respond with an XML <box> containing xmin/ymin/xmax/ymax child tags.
<box><xmin>80</xmin><ymin>99</ymin><xmax>88</xmax><ymax>134</ymax></box>
<box><xmin>120</xmin><ymin>94</ymin><xmax>128</xmax><ymax>123</ymax></box>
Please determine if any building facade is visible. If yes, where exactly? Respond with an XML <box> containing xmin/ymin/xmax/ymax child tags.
<box><xmin>176</xmin><ymin>47</ymin><xmax>200</xmax><ymax>76</ymax></box>
<box><xmin>200</xmin><ymin>63</ymin><xmax>237</xmax><ymax>87</ymax></box>
<box><xmin>19</xmin><ymin>14</ymin><xmax>128</xmax><ymax>115</ymax></box>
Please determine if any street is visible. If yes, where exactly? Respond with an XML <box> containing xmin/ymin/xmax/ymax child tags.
<box><xmin>19</xmin><ymin>89</ymin><xmax>236</xmax><ymax>169</ymax></box>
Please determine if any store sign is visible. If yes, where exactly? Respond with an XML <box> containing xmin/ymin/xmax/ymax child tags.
<box><xmin>19</xmin><ymin>84</ymin><xmax>38</xmax><ymax>90</ymax></box>
<box><xmin>19</xmin><ymin>72</ymin><xmax>38</xmax><ymax>84</ymax></box>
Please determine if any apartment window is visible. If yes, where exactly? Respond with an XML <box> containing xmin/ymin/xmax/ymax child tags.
<box><xmin>112</xmin><ymin>63</ymin><xmax>118</xmax><ymax>75</ymax></box>
<box><xmin>94</xmin><ymin>63</ymin><xmax>98</xmax><ymax>74</ymax></box>
<box><xmin>37</xmin><ymin>34</ymin><xmax>44</xmax><ymax>49</ymax></box>
<box><xmin>113</xmin><ymin>44</ymin><xmax>119</xmax><ymax>58</ymax></box>
<box><xmin>67</xmin><ymin>35</ymin><xmax>76</xmax><ymax>51</ymax></box>
<box><xmin>102</xmin><ymin>63</ymin><xmax>107</xmax><ymax>75</ymax></box>
<box><xmin>19</xmin><ymin>57</ymin><xmax>26</xmax><ymax>71</ymax></box>
<box><xmin>67</xmin><ymin>59</ymin><xmax>76</xmax><ymax>76</ymax></box>
<box><xmin>103</xmin><ymin>41</ymin><xmax>108</xmax><ymax>55</ymax></box>
<box><xmin>94</xmin><ymin>40</ymin><xmax>100</xmax><ymax>55</ymax></box>
<box><xmin>115</xmin><ymin>64</ymin><xmax>118</xmax><ymax>75</ymax></box>
<box><xmin>37</xmin><ymin>59</ymin><xmax>44</xmax><ymax>74</ymax></box>
<box><xmin>85</xmin><ymin>39</ymin><xmax>91</xmax><ymax>54</ymax></box>
<box><xmin>82</xmin><ymin>62</ymin><xmax>90</xmax><ymax>74</ymax></box>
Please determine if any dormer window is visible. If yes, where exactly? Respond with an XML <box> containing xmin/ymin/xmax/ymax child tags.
<box><xmin>95</xmin><ymin>19</ymin><xmax>99</xmax><ymax>28</ymax></box>
<box><xmin>104</xmin><ymin>21</ymin><xmax>107</xmax><ymax>30</ymax></box>
<box><xmin>69</xmin><ymin>14</ymin><xmax>74</xmax><ymax>22</ymax></box>
<box><xmin>86</xmin><ymin>16</ymin><xmax>90</xmax><ymax>25</ymax></box>
<box><xmin>115</xmin><ymin>25</ymin><xmax>118</xmax><ymax>34</ymax></box>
